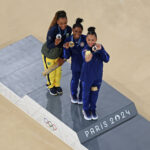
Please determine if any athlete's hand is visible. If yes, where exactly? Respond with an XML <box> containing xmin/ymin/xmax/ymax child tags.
<box><xmin>95</xmin><ymin>43</ymin><xmax>102</xmax><ymax>50</ymax></box>
<box><xmin>63</xmin><ymin>42</ymin><xmax>69</xmax><ymax>49</ymax></box>
<box><xmin>85</xmin><ymin>50</ymin><xmax>93</xmax><ymax>62</ymax></box>
<box><xmin>55</xmin><ymin>38</ymin><xmax>61</xmax><ymax>46</ymax></box>
<box><xmin>57</xmin><ymin>58</ymin><xmax>66</xmax><ymax>66</ymax></box>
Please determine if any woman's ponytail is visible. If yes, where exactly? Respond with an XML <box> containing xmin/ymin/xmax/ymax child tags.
<box><xmin>48</xmin><ymin>10</ymin><xmax>67</xmax><ymax>30</ymax></box>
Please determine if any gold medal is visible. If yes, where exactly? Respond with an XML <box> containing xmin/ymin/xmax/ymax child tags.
<box><xmin>69</xmin><ymin>41</ymin><xmax>75</xmax><ymax>48</ymax></box>
<box><xmin>85</xmin><ymin>50</ymin><xmax>91</xmax><ymax>56</ymax></box>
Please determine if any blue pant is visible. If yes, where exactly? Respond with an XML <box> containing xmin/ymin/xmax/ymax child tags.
<box><xmin>82</xmin><ymin>80</ymin><xmax>101</xmax><ymax>111</ymax></box>
<box><xmin>70</xmin><ymin>71</ymin><xmax>82</xmax><ymax>100</ymax></box>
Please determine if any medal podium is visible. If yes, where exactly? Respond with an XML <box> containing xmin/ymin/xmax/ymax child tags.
<box><xmin>0</xmin><ymin>36</ymin><xmax>150</xmax><ymax>150</ymax></box>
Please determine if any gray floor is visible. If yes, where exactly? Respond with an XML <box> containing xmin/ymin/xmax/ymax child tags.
<box><xmin>0</xmin><ymin>35</ymin><xmax>150</xmax><ymax>150</ymax></box>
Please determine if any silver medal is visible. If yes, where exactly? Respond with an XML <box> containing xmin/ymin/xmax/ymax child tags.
<box><xmin>56</xmin><ymin>34</ymin><xmax>62</xmax><ymax>39</ymax></box>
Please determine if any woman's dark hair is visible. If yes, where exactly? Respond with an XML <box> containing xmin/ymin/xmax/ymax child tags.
<box><xmin>48</xmin><ymin>10</ymin><xmax>67</xmax><ymax>30</ymax></box>
<box><xmin>87</xmin><ymin>27</ymin><xmax>97</xmax><ymax>38</ymax></box>
<box><xmin>72</xmin><ymin>18</ymin><xmax>83</xmax><ymax>30</ymax></box>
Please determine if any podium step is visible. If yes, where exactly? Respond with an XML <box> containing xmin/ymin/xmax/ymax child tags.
<box><xmin>0</xmin><ymin>35</ymin><xmax>150</xmax><ymax>150</ymax></box>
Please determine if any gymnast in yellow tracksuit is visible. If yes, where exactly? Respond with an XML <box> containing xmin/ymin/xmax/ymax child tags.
<box><xmin>41</xmin><ymin>10</ymin><xmax>72</xmax><ymax>95</ymax></box>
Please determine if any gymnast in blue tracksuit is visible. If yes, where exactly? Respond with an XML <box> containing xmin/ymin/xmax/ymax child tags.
<box><xmin>80</xmin><ymin>27</ymin><xmax>110</xmax><ymax>120</ymax></box>
<box><xmin>63</xmin><ymin>18</ymin><xmax>86</xmax><ymax>104</ymax></box>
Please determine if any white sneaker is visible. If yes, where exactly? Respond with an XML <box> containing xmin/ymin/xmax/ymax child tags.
<box><xmin>78</xmin><ymin>99</ymin><xmax>83</xmax><ymax>105</ymax></box>
<box><xmin>91</xmin><ymin>110</ymin><xmax>98</xmax><ymax>120</ymax></box>
<box><xmin>82</xmin><ymin>109</ymin><xmax>92</xmax><ymax>120</ymax></box>
<box><xmin>70</xmin><ymin>95</ymin><xmax>78</xmax><ymax>104</ymax></box>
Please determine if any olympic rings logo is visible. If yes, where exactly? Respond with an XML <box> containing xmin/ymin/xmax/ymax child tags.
<box><xmin>44</xmin><ymin>118</ymin><xmax>57</xmax><ymax>131</ymax></box>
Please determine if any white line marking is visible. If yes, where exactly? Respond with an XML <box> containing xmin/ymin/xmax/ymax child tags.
<box><xmin>0</xmin><ymin>82</ymin><xmax>87</xmax><ymax>150</ymax></box>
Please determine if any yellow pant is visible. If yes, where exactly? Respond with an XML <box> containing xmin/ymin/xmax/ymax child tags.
<box><xmin>42</xmin><ymin>54</ymin><xmax>62</xmax><ymax>89</ymax></box>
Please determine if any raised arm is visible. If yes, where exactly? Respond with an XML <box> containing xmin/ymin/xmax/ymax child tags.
<box><xmin>95</xmin><ymin>45</ymin><xmax>110</xmax><ymax>63</ymax></box>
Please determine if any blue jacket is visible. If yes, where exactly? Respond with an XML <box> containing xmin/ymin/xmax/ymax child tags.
<box><xmin>46</xmin><ymin>24</ymin><xmax>72</xmax><ymax>49</ymax></box>
<box><xmin>63</xmin><ymin>35</ymin><xmax>87</xmax><ymax>72</ymax></box>
<box><xmin>80</xmin><ymin>44</ymin><xmax>110</xmax><ymax>83</ymax></box>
